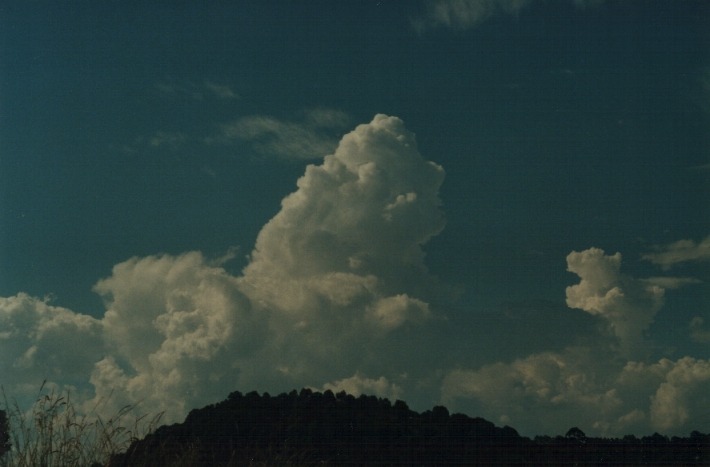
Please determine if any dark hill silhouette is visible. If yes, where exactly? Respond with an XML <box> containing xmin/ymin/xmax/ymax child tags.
<box><xmin>109</xmin><ymin>388</ymin><xmax>709</xmax><ymax>466</ymax></box>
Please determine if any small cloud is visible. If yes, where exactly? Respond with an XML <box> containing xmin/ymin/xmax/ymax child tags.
<box><xmin>690</xmin><ymin>316</ymin><xmax>710</xmax><ymax>344</ymax></box>
<box><xmin>412</xmin><ymin>0</ymin><xmax>605</xmax><ymax>32</ymax></box>
<box><xmin>210</xmin><ymin>108</ymin><xmax>351</xmax><ymax>160</ymax></box>
<box><xmin>565</xmin><ymin>248</ymin><xmax>665</xmax><ymax>357</ymax></box>
<box><xmin>412</xmin><ymin>0</ymin><xmax>532</xmax><ymax>32</ymax></box>
<box><xmin>156</xmin><ymin>79</ymin><xmax>238</xmax><ymax>101</ymax></box>
<box><xmin>148</xmin><ymin>130</ymin><xmax>187</xmax><ymax>149</ymax></box>
<box><xmin>366</xmin><ymin>294</ymin><xmax>431</xmax><ymax>331</ymax></box>
<box><xmin>204</xmin><ymin>81</ymin><xmax>239</xmax><ymax>100</ymax></box>
<box><xmin>321</xmin><ymin>372</ymin><xmax>403</xmax><ymax>400</ymax></box>
<box><xmin>642</xmin><ymin>235</ymin><xmax>710</xmax><ymax>269</ymax></box>
<box><xmin>641</xmin><ymin>276</ymin><xmax>702</xmax><ymax>289</ymax></box>
<box><xmin>301</xmin><ymin>108</ymin><xmax>351</xmax><ymax>128</ymax></box>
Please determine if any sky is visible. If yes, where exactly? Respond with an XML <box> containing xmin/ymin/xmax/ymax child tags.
<box><xmin>1</xmin><ymin>0</ymin><xmax>709</xmax><ymax>437</ymax></box>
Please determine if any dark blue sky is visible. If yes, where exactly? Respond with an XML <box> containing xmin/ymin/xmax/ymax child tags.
<box><xmin>1</xmin><ymin>0</ymin><xmax>709</xmax><ymax>436</ymax></box>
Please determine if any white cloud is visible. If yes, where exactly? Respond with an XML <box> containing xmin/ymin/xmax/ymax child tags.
<box><xmin>412</xmin><ymin>0</ymin><xmax>605</xmax><ymax>32</ymax></box>
<box><xmin>204</xmin><ymin>81</ymin><xmax>239</xmax><ymax>100</ymax></box>
<box><xmin>238</xmin><ymin>113</ymin><xmax>445</xmax><ymax>386</ymax></box>
<box><xmin>413</xmin><ymin>0</ymin><xmax>532</xmax><ymax>32</ymax></box>
<box><xmin>8</xmin><ymin>112</ymin><xmax>706</xmax><ymax>438</ymax></box>
<box><xmin>0</xmin><ymin>293</ymin><xmax>102</xmax><ymax>396</ymax></box>
<box><xmin>443</xmin><ymin>349</ymin><xmax>710</xmax><ymax>436</ymax></box>
<box><xmin>242</xmin><ymin>113</ymin><xmax>445</xmax><ymax>307</ymax></box>
<box><xmin>321</xmin><ymin>372</ymin><xmax>403</xmax><ymax>400</ymax></box>
<box><xmin>88</xmin><ymin>252</ymin><xmax>266</xmax><ymax>420</ymax></box>
<box><xmin>442</xmin><ymin>348</ymin><xmax>624</xmax><ymax>435</ymax></box>
<box><xmin>1</xmin><ymin>114</ymin><xmax>447</xmax><ymax>426</ymax></box>
<box><xmin>642</xmin><ymin>235</ymin><xmax>710</xmax><ymax>269</ymax></box>
<box><xmin>566</xmin><ymin>248</ymin><xmax>665</xmax><ymax>357</ymax></box>
<box><xmin>649</xmin><ymin>357</ymin><xmax>710</xmax><ymax>431</ymax></box>
<box><xmin>211</xmin><ymin>109</ymin><xmax>351</xmax><ymax>160</ymax></box>
<box><xmin>442</xmin><ymin>245</ymin><xmax>710</xmax><ymax>437</ymax></box>
<box><xmin>690</xmin><ymin>316</ymin><xmax>710</xmax><ymax>344</ymax></box>
<box><xmin>641</xmin><ymin>276</ymin><xmax>702</xmax><ymax>289</ymax></box>
<box><xmin>148</xmin><ymin>130</ymin><xmax>187</xmax><ymax>149</ymax></box>
<box><xmin>156</xmin><ymin>79</ymin><xmax>238</xmax><ymax>100</ymax></box>
<box><xmin>367</xmin><ymin>294</ymin><xmax>431</xmax><ymax>331</ymax></box>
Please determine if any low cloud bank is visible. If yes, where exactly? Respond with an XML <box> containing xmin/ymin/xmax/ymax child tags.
<box><xmin>443</xmin><ymin>247</ymin><xmax>709</xmax><ymax>436</ymax></box>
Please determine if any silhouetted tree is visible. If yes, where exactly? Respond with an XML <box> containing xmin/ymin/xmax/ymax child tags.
<box><xmin>565</xmin><ymin>426</ymin><xmax>586</xmax><ymax>443</ymax></box>
<box><xmin>0</xmin><ymin>409</ymin><xmax>10</xmax><ymax>459</ymax></box>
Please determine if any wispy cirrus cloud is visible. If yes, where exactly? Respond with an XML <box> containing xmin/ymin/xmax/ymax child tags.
<box><xmin>642</xmin><ymin>235</ymin><xmax>710</xmax><ymax>269</ymax></box>
<box><xmin>148</xmin><ymin>130</ymin><xmax>188</xmax><ymax>149</ymax></box>
<box><xmin>690</xmin><ymin>316</ymin><xmax>710</xmax><ymax>344</ymax></box>
<box><xmin>156</xmin><ymin>79</ymin><xmax>239</xmax><ymax>100</ymax></box>
<box><xmin>412</xmin><ymin>0</ymin><xmax>532</xmax><ymax>32</ymax></box>
<box><xmin>208</xmin><ymin>108</ymin><xmax>351</xmax><ymax>160</ymax></box>
<box><xmin>412</xmin><ymin>0</ymin><xmax>605</xmax><ymax>32</ymax></box>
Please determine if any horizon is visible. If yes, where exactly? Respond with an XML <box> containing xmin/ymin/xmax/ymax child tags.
<box><xmin>1</xmin><ymin>0</ymin><xmax>709</xmax><ymax>437</ymax></box>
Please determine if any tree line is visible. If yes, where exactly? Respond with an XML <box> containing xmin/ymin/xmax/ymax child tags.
<box><xmin>106</xmin><ymin>388</ymin><xmax>710</xmax><ymax>466</ymax></box>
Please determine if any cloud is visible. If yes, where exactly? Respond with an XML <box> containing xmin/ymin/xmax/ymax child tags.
<box><xmin>238</xmin><ymin>113</ymin><xmax>445</xmax><ymax>383</ymax></box>
<box><xmin>412</xmin><ymin>0</ymin><xmax>605</xmax><ymax>32</ymax></box>
<box><xmin>690</xmin><ymin>316</ymin><xmax>710</xmax><ymax>344</ymax></box>
<box><xmin>443</xmin><ymin>348</ymin><xmax>710</xmax><ymax>436</ymax></box>
<box><xmin>1</xmin><ymin>114</ymin><xmax>447</xmax><ymax>426</ymax></box>
<box><xmin>148</xmin><ymin>130</ymin><xmax>187</xmax><ymax>149</ymax></box>
<box><xmin>156</xmin><ymin>79</ymin><xmax>239</xmax><ymax>100</ymax></box>
<box><xmin>321</xmin><ymin>372</ymin><xmax>403</xmax><ymax>400</ymax></box>
<box><xmin>642</xmin><ymin>235</ymin><xmax>710</xmax><ymax>269</ymax></box>
<box><xmin>442</xmin><ymin>245</ymin><xmax>710</xmax><ymax>437</ymax></box>
<box><xmin>204</xmin><ymin>81</ymin><xmax>239</xmax><ymax>100</ymax></box>
<box><xmin>0</xmin><ymin>293</ymin><xmax>103</xmax><ymax>396</ymax></box>
<box><xmin>646</xmin><ymin>357</ymin><xmax>710</xmax><ymax>432</ymax></box>
<box><xmin>88</xmin><ymin>252</ymin><xmax>266</xmax><ymax>420</ymax></box>
<box><xmin>641</xmin><ymin>276</ymin><xmax>702</xmax><ymax>289</ymax></box>
<box><xmin>566</xmin><ymin>248</ymin><xmax>665</xmax><ymax>357</ymax></box>
<box><xmin>7</xmin><ymin>112</ymin><xmax>706</xmax><ymax>438</ymax></box>
<box><xmin>412</xmin><ymin>0</ymin><xmax>532</xmax><ymax>32</ymax></box>
<box><xmin>210</xmin><ymin>108</ymin><xmax>351</xmax><ymax>160</ymax></box>
<box><xmin>442</xmin><ymin>347</ymin><xmax>627</xmax><ymax>435</ymax></box>
<box><xmin>367</xmin><ymin>294</ymin><xmax>431</xmax><ymax>331</ymax></box>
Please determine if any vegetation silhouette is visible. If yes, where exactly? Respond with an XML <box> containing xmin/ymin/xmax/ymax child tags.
<box><xmin>108</xmin><ymin>388</ymin><xmax>710</xmax><ymax>466</ymax></box>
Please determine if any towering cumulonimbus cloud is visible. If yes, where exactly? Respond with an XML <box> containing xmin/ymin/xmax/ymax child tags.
<box><xmin>241</xmin><ymin>114</ymin><xmax>444</xmax><ymax>320</ymax></box>
<box><xmin>1</xmin><ymin>114</ymin><xmax>447</xmax><ymax>424</ymax></box>
<box><xmin>238</xmin><ymin>113</ymin><xmax>445</xmax><ymax>384</ymax></box>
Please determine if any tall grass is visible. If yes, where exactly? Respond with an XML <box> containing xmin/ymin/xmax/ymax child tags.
<box><xmin>0</xmin><ymin>382</ymin><xmax>162</xmax><ymax>467</ymax></box>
